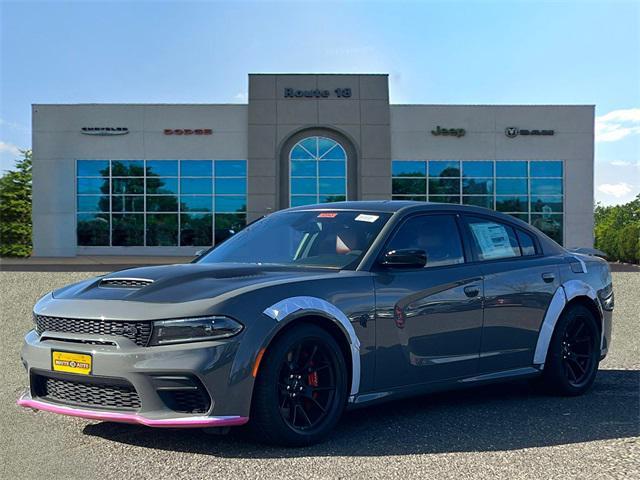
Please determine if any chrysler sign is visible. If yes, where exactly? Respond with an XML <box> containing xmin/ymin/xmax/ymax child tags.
<box><xmin>81</xmin><ymin>127</ymin><xmax>129</xmax><ymax>136</ymax></box>
<box><xmin>505</xmin><ymin>127</ymin><xmax>554</xmax><ymax>138</ymax></box>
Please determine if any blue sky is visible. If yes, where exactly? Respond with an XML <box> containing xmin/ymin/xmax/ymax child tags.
<box><xmin>1</xmin><ymin>0</ymin><xmax>638</xmax><ymax>205</ymax></box>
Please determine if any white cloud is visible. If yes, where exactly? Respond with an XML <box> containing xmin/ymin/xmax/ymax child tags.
<box><xmin>610</xmin><ymin>160</ymin><xmax>640</xmax><ymax>168</ymax></box>
<box><xmin>0</xmin><ymin>141</ymin><xmax>21</xmax><ymax>156</ymax></box>
<box><xmin>597</xmin><ymin>182</ymin><xmax>634</xmax><ymax>198</ymax></box>
<box><xmin>233</xmin><ymin>92</ymin><xmax>248</xmax><ymax>103</ymax></box>
<box><xmin>595</xmin><ymin>108</ymin><xmax>640</xmax><ymax>142</ymax></box>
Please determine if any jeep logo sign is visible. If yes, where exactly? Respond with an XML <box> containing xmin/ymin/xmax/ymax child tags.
<box><xmin>431</xmin><ymin>126</ymin><xmax>466</xmax><ymax>138</ymax></box>
<box><xmin>505</xmin><ymin>127</ymin><xmax>554</xmax><ymax>138</ymax></box>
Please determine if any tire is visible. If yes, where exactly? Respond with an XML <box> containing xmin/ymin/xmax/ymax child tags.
<box><xmin>542</xmin><ymin>304</ymin><xmax>600</xmax><ymax>396</ymax></box>
<box><xmin>249</xmin><ymin>324</ymin><xmax>348</xmax><ymax>447</ymax></box>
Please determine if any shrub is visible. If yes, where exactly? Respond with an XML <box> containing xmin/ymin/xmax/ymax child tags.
<box><xmin>594</xmin><ymin>194</ymin><xmax>640</xmax><ymax>264</ymax></box>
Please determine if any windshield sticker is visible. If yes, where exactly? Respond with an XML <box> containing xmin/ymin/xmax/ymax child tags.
<box><xmin>318</xmin><ymin>212</ymin><xmax>338</xmax><ymax>218</ymax></box>
<box><xmin>355</xmin><ymin>214</ymin><xmax>379</xmax><ymax>223</ymax></box>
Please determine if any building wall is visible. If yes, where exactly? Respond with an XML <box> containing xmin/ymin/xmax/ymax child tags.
<box><xmin>390</xmin><ymin>105</ymin><xmax>595</xmax><ymax>248</ymax></box>
<box><xmin>32</xmin><ymin>104</ymin><xmax>247</xmax><ymax>256</ymax></box>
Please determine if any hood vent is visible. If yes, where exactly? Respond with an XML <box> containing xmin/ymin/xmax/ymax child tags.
<box><xmin>99</xmin><ymin>278</ymin><xmax>154</xmax><ymax>288</ymax></box>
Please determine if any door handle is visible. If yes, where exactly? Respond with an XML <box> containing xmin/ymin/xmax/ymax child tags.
<box><xmin>464</xmin><ymin>285</ymin><xmax>480</xmax><ymax>298</ymax></box>
<box><xmin>542</xmin><ymin>272</ymin><xmax>555</xmax><ymax>283</ymax></box>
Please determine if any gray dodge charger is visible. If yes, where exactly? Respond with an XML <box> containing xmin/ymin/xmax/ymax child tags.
<box><xmin>18</xmin><ymin>201</ymin><xmax>614</xmax><ymax>446</ymax></box>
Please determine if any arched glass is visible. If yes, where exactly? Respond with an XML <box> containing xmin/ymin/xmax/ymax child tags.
<box><xmin>289</xmin><ymin>136</ymin><xmax>347</xmax><ymax>207</ymax></box>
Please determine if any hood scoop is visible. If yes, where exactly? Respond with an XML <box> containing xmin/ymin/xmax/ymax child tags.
<box><xmin>99</xmin><ymin>278</ymin><xmax>154</xmax><ymax>288</ymax></box>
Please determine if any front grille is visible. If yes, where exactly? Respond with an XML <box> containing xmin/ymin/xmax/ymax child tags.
<box><xmin>35</xmin><ymin>315</ymin><xmax>152</xmax><ymax>346</ymax></box>
<box><xmin>158</xmin><ymin>388</ymin><xmax>210</xmax><ymax>414</ymax></box>
<box><xmin>33</xmin><ymin>373</ymin><xmax>141</xmax><ymax>410</ymax></box>
<box><xmin>100</xmin><ymin>278</ymin><xmax>153</xmax><ymax>288</ymax></box>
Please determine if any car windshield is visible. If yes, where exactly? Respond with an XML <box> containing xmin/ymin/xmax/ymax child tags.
<box><xmin>198</xmin><ymin>210</ymin><xmax>391</xmax><ymax>269</ymax></box>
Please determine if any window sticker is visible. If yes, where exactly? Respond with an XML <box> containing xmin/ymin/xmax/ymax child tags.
<box><xmin>355</xmin><ymin>214</ymin><xmax>379</xmax><ymax>223</ymax></box>
<box><xmin>317</xmin><ymin>212</ymin><xmax>338</xmax><ymax>218</ymax></box>
<box><xmin>470</xmin><ymin>222</ymin><xmax>514</xmax><ymax>259</ymax></box>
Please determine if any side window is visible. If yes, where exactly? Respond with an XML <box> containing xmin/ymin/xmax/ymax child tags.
<box><xmin>466</xmin><ymin>217</ymin><xmax>521</xmax><ymax>261</ymax></box>
<box><xmin>387</xmin><ymin>215</ymin><xmax>464</xmax><ymax>267</ymax></box>
<box><xmin>516</xmin><ymin>229</ymin><xmax>537</xmax><ymax>256</ymax></box>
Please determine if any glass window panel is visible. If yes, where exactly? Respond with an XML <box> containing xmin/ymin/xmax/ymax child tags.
<box><xmin>530</xmin><ymin>161</ymin><xmax>562</xmax><ymax>177</ymax></box>
<box><xmin>215</xmin><ymin>196</ymin><xmax>246</xmax><ymax>213</ymax></box>
<box><xmin>318</xmin><ymin>161</ymin><xmax>345</xmax><ymax>177</ymax></box>
<box><xmin>146</xmin><ymin>195</ymin><xmax>178</xmax><ymax>212</ymax></box>
<box><xmin>77</xmin><ymin>177</ymin><xmax>109</xmax><ymax>195</ymax></box>
<box><xmin>393</xmin><ymin>178</ymin><xmax>426</xmax><ymax>195</ymax></box>
<box><xmin>496</xmin><ymin>196</ymin><xmax>529</xmax><ymax>212</ymax></box>
<box><xmin>77</xmin><ymin>213</ymin><xmax>110</xmax><ymax>246</ymax></box>
<box><xmin>291</xmin><ymin>161</ymin><xmax>317</xmax><ymax>177</ymax></box>
<box><xmin>319</xmin><ymin>195</ymin><xmax>346</xmax><ymax>203</ymax></box>
<box><xmin>111</xmin><ymin>160</ymin><xmax>144</xmax><ymax>176</ymax></box>
<box><xmin>531</xmin><ymin>178</ymin><xmax>563</xmax><ymax>195</ymax></box>
<box><xmin>319</xmin><ymin>178</ymin><xmax>346</xmax><ymax>195</ymax></box>
<box><xmin>392</xmin><ymin>195</ymin><xmax>427</xmax><ymax>202</ymax></box>
<box><xmin>215</xmin><ymin>214</ymin><xmax>247</xmax><ymax>244</ymax></box>
<box><xmin>387</xmin><ymin>214</ymin><xmax>464</xmax><ymax>267</ymax></box>
<box><xmin>180</xmin><ymin>196</ymin><xmax>212</xmax><ymax>212</ymax></box>
<box><xmin>300</xmin><ymin>138</ymin><xmax>318</xmax><ymax>157</ymax></box>
<box><xmin>496</xmin><ymin>161</ymin><xmax>527</xmax><ymax>177</ymax></box>
<box><xmin>112</xmin><ymin>214</ymin><xmax>144</xmax><ymax>246</ymax></box>
<box><xmin>429</xmin><ymin>160</ymin><xmax>460</xmax><ymax>177</ymax></box>
<box><xmin>291</xmin><ymin>178</ymin><xmax>317</xmax><ymax>195</ymax></box>
<box><xmin>531</xmin><ymin>214</ymin><xmax>563</xmax><ymax>244</ymax></box>
<box><xmin>215</xmin><ymin>160</ymin><xmax>246</xmax><ymax>177</ymax></box>
<box><xmin>496</xmin><ymin>178</ymin><xmax>528</xmax><ymax>195</ymax></box>
<box><xmin>146</xmin><ymin>214</ymin><xmax>178</xmax><ymax>246</ymax></box>
<box><xmin>463</xmin><ymin>178</ymin><xmax>493</xmax><ymax>194</ymax></box>
<box><xmin>429</xmin><ymin>178</ymin><xmax>460</xmax><ymax>195</ymax></box>
<box><xmin>467</xmin><ymin>218</ymin><xmax>521</xmax><ymax>260</ymax></box>
<box><xmin>215</xmin><ymin>178</ymin><xmax>246</xmax><ymax>195</ymax></box>
<box><xmin>429</xmin><ymin>195</ymin><xmax>461</xmax><ymax>204</ymax></box>
<box><xmin>321</xmin><ymin>144</ymin><xmax>346</xmax><ymax>160</ymax></box>
<box><xmin>392</xmin><ymin>161</ymin><xmax>426</xmax><ymax>177</ymax></box>
<box><xmin>77</xmin><ymin>160</ymin><xmax>109</xmax><ymax>177</ymax></box>
<box><xmin>181</xmin><ymin>160</ymin><xmax>212</xmax><ymax>177</ymax></box>
<box><xmin>290</xmin><ymin>144</ymin><xmax>315</xmax><ymax>160</ymax></box>
<box><xmin>77</xmin><ymin>196</ymin><xmax>109</xmax><ymax>212</ymax></box>
<box><xmin>112</xmin><ymin>178</ymin><xmax>144</xmax><ymax>194</ymax></box>
<box><xmin>531</xmin><ymin>196</ymin><xmax>563</xmax><ymax>213</ymax></box>
<box><xmin>508</xmin><ymin>213</ymin><xmax>529</xmax><ymax>222</ymax></box>
<box><xmin>146</xmin><ymin>160</ymin><xmax>178</xmax><ymax>177</ymax></box>
<box><xmin>290</xmin><ymin>196</ymin><xmax>317</xmax><ymax>207</ymax></box>
<box><xmin>180</xmin><ymin>213</ymin><xmax>212</xmax><ymax>246</ymax></box>
<box><xmin>180</xmin><ymin>178</ymin><xmax>212</xmax><ymax>195</ymax></box>
<box><xmin>318</xmin><ymin>138</ymin><xmax>338</xmax><ymax>158</ymax></box>
<box><xmin>112</xmin><ymin>195</ymin><xmax>144</xmax><ymax>212</ymax></box>
<box><xmin>463</xmin><ymin>196</ymin><xmax>493</xmax><ymax>209</ymax></box>
<box><xmin>462</xmin><ymin>161</ymin><xmax>493</xmax><ymax>177</ymax></box>
<box><xmin>517</xmin><ymin>229</ymin><xmax>537</xmax><ymax>256</ymax></box>
<box><xmin>146</xmin><ymin>177</ymin><xmax>178</xmax><ymax>194</ymax></box>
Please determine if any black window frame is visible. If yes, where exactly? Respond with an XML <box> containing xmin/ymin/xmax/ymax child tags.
<box><xmin>374</xmin><ymin>212</ymin><xmax>470</xmax><ymax>271</ymax></box>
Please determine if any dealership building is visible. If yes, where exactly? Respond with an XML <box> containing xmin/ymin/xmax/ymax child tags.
<box><xmin>32</xmin><ymin>73</ymin><xmax>595</xmax><ymax>257</ymax></box>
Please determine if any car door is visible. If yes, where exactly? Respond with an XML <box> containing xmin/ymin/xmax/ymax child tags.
<box><xmin>373</xmin><ymin>213</ymin><xmax>484</xmax><ymax>390</ymax></box>
<box><xmin>462</xmin><ymin>214</ymin><xmax>560</xmax><ymax>373</ymax></box>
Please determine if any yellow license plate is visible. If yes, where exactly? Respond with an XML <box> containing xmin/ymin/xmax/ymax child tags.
<box><xmin>52</xmin><ymin>351</ymin><xmax>92</xmax><ymax>375</ymax></box>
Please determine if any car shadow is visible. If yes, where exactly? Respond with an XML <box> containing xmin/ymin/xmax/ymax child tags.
<box><xmin>82</xmin><ymin>369</ymin><xmax>639</xmax><ymax>458</ymax></box>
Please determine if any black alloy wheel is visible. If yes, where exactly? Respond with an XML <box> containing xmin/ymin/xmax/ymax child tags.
<box><xmin>543</xmin><ymin>304</ymin><xmax>600</xmax><ymax>396</ymax></box>
<box><xmin>250</xmin><ymin>324</ymin><xmax>348</xmax><ymax>446</ymax></box>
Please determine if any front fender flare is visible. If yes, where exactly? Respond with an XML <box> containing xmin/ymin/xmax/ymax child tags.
<box><xmin>263</xmin><ymin>296</ymin><xmax>361</xmax><ymax>397</ymax></box>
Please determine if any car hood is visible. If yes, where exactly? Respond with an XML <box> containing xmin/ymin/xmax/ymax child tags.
<box><xmin>51</xmin><ymin>263</ymin><xmax>344</xmax><ymax>303</ymax></box>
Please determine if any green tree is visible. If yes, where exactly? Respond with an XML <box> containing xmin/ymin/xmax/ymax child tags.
<box><xmin>0</xmin><ymin>149</ymin><xmax>32</xmax><ymax>257</ymax></box>
<box><xmin>594</xmin><ymin>193</ymin><xmax>640</xmax><ymax>264</ymax></box>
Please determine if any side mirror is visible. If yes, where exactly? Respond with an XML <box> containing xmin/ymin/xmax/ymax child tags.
<box><xmin>380</xmin><ymin>249</ymin><xmax>427</xmax><ymax>268</ymax></box>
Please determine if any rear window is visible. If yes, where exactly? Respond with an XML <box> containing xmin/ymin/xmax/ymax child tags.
<box><xmin>467</xmin><ymin>217</ymin><xmax>521</xmax><ymax>261</ymax></box>
<box><xmin>516</xmin><ymin>229</ymin><xmax>538</xmax><ymax>256</ymax></box>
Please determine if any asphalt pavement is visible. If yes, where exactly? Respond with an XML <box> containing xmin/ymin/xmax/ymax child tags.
<box><xmin>1</xmin><ymin>270</ymin><xmax>638</xmax><ymax>479</ymax></box>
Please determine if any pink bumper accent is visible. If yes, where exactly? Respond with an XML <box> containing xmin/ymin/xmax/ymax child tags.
<box><xmin>17</xmin><ymin>394</ymin><xmax>248</xmax><ymax>428</ymax></box>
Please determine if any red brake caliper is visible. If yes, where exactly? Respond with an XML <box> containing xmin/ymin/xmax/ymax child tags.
<box><xmin>308</xmin><ymin>371</ymin><xmax>319</xmax><ymax>388</ymax></box>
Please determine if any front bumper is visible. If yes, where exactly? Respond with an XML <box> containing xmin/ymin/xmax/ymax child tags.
<box><xmin>18</xmin><ymin>329</ymin><xmax>250</xmax><ymax>427</ymax></box>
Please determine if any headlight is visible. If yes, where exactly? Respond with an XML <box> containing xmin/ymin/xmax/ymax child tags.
<box><xmin>149</xmin><ymin>316</ymin><xmax>243</xmax><ymax>346</ymax></box>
